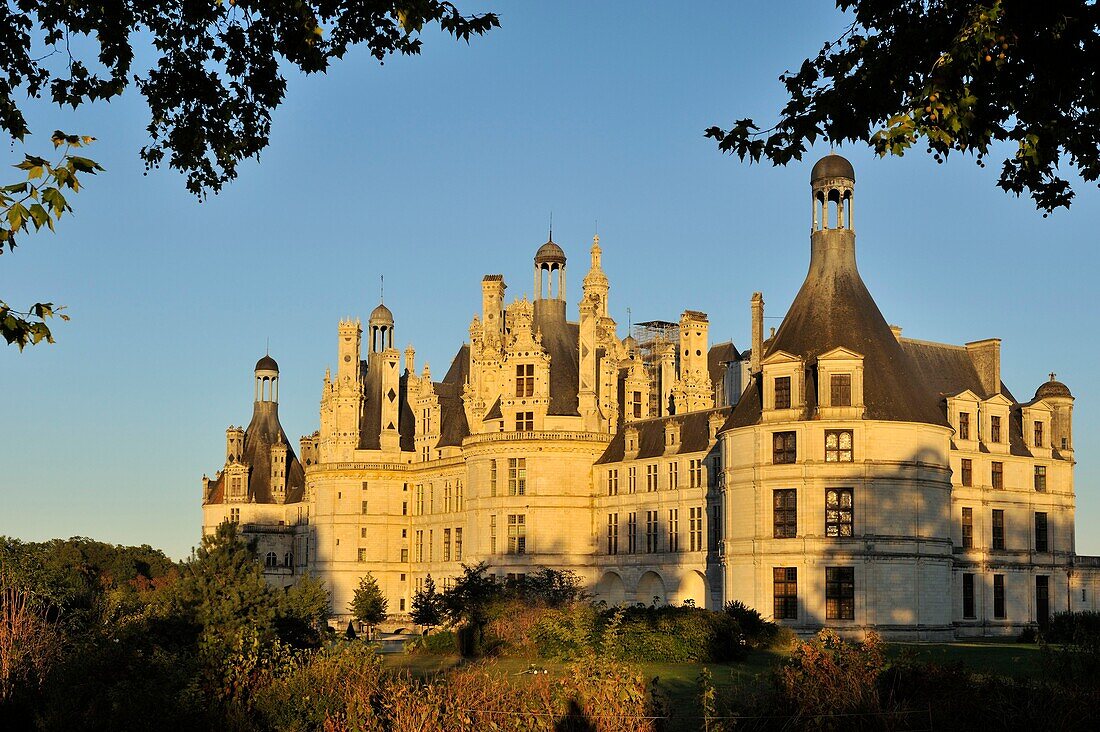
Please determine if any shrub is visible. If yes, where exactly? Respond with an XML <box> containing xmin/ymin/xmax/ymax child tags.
<box><xmin>724</xmin><ymin>600</ymin><xmax>779</xmax><ymax>648</ymax></box>
<box><xmin>1046</xmin><ymin>611</ymin><xmax>1100</xmax><ymax>645</ymax></box>
<box><xmin>415</xmin><ymin>629</ymin><xmax>458</xmax><ymax>655</ymax></box>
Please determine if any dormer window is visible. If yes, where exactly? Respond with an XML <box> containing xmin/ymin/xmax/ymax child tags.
<box><xmin>1033</xmin><ymin>421</ymin><xmax>1044</xmax><ymax>447</ymax></box>
<box><xmin>959</xmin><ymin>412</ymin><xmax>971</xmax><ymax>441</ymax></box>
<box><xmin>516</xmin><ymin>363</ymin><xmax>534</xmax><ymax>398</ymax></box>
<box><xmin>631</xmin><ymin>391</ymin><xmax>643</xmax><ymax>418</ymax></box>
<box><xmin>830</xmin><ymin>374</ymin><xmax>852</xmax><ymax>407</ymax></box>
<box><xmin>775</xmin><ymin>377</ymin><xmax>792</xmax><ymax>409</ymax></box>
<box><xmin>990</xmin><ymin>415</ymin><xmax>1002</xmax><ymax>443</ymax></box>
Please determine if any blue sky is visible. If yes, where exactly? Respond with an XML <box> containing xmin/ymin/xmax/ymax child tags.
<box><xmin>2</xmin><ymin>1</ymin><xmax>1097</xmax><ymax>559</ymax></box>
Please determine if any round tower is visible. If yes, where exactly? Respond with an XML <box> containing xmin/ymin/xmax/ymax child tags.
<box><xmin>534</xmin><ymin>239</ymin><xmax>567</xmax><ymax>301</ymax></box>
<box><xmin>255</xmin><ymin>354</ymin><xmax>279</xmax><ymax>403</ymax></box>
<box><xmin>369</xmin><ymin>302</ymin><xmax>395</xmax><ymax>353</ymax></box>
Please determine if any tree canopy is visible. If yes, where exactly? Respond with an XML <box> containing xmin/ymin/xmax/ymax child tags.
<box><xmin>706</xmin><ymin>0</ymin><xmax>1100</xmax><ymax>213</ymax></box>
<box><xmin>410</xmin><ymin>573</ymin><xmax>442</xmax><ymax>629</ymax></box>
<box><xmin>1</xmin><ymin>1</ymin><xmax>498</xmax><ymax>349</ymax></box>
<box><xmin>348</xmin><ymin>573</ymin><xmax>387</xmax><ymax>631</ymax></box>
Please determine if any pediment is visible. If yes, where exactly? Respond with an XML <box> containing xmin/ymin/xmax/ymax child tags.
<box><xmin>762</xmin><ymin>350</ymin><xmax>801</xmax><ymax>366</ymax></box>
<box><xmin>947</xmin><ymin>389</ymin><xmax>981</xmax><ymax>402</ymax></box>
<box><xmin>818</xmin><ymin>345</ymin><xmax>864</xmax><ymax>361</ymax></box>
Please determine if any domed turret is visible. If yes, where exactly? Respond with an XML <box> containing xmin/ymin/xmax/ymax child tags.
<box><xmin>254</xmin><ymin>353</ymin><xmax>279</xmax><ymax>403</ymax></box>
<box><xmin>535</xmin><ymin>239</ymin><xmax>567</xmax><ymax>266</ymax></box>
<box><xmin>811</xmin><ymin>152</ymin><xmax>856</xmax><ymax>184</ymax></box>
<box><xmin>368</xmin><ymin>302</ymin><xmax>394</xmax><ymax>353</ymax></box>
<box><xmin>534</xmin><ymin>237</ymin><xmax>566</xmax><ymax>302</ymax></box>
<box><xmin>255</xmin><ymin>354</ymin><xmax>279</xmax><ymax>373</ymax></box>
<box><xmin>369</xmin><ymin>302</ymin><xmax>394</xmax><ymax>326</ymax></box>
<box><xmin>1036</xmin><ymin>374</ymin><xmax>1072</xmax><ymax>400</ymax></box>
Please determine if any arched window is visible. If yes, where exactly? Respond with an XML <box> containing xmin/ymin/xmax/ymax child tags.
<box><xmin>283</xmin><ymin>552</ymin><xmax>293</xmax><ymax>567</ymax></box>
<box><xmin>265</xmin><ymin>551</ymin><xmax>277</xmax><ymax>569</ymax></box>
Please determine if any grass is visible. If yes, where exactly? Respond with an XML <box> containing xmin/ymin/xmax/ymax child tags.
<box><xmin>886</xmin><ymin>639</ymin><xmax>1047</xmax><ymax>678</ymax></box>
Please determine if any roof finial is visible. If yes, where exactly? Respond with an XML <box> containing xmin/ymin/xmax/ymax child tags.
<box><xmin>266</xmin><ymin>337</ymin><xmax>269</xmax><ymax>356</ymax></box>
<box><xmin>380</xmin><ymin>274</ymin><xmax>384</xmax><ymax>304</ymax></box>
<box><xmin>627</xmin><ymin>306</ymin><xmax>632</xmax><ymax>331</ymax></box>
<box><xmin>549</xmin><ymin>211</ymin><xmax>553</xmax><ymax>241</ymax></box>
<box><xmin>1050</xmin><ymin>371</ymin><xmax>1057</xmax><ymax>382</ymax></box>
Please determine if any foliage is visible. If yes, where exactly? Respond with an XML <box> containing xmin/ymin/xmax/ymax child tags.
<box><xmin>414</xmin><ymin>629</ymin><xmax>459</xmax><ymax>655</ymax></box>
<box><xmin>275</xmin><ymin>573</ymin><xmax>332</xmax><ymax>648</ymax></box>
<box><xmin>410</xmin><ymin>573</ymin><xmax>443</xmax><ymax>629</ymax></box>
<box><xmin>440</xmin><ymin>562</ymin><xmax>499</xmax><ymax>626</ymax></box>
<box><xmin>706</xmin><ymin>0</ymin><xmax>1100</xmax><ymax>212</ymax></box>
<box><xmin>349</xmin><ymin>572</ymin><xmax>388</xmax><ymax>630</ymax></box>
<box><xmin>1045</xmin><ymin>610</ymin><xmax>1100</xmax><ymax>645</ymax></box>
<box><xmin>0</xmin><ymin>563</ymin><xmax>63</xmax><ymax>703</ymax></box>
<box><xmin>1</xmin><ymin>131</ymin><xmax>102</xmax><ymax>348</ymax></box>
<box><xmin>515</xmin><ymin>567</ymin><xmax>587</xmax><ymax>606</ymax></box>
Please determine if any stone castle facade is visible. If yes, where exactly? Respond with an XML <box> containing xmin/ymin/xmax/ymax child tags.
<box><xmin>201</xmin><ymin>155</ymin><xmax>1098</xmax><ymax>639</ymax></box>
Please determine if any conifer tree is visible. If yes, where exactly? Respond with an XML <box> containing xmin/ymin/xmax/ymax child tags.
<box><xmin>348</xmin><ymin>573</ymin><xmax>387</xmax><ymax>640</ymax></box>
<box><xmin>410</xmin><ymin>574</ymin><xmax>442</xmax><ymax>632</ymax></box>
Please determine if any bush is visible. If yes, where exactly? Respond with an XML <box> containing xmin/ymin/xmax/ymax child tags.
<box><xmin>724</xmin><ymin>600</ymin><xmax>781</xmax><ymax>648</ymax></box>
<box><xmin>1046</xmin><ymin>611</ymin><xmax>1100</xmax><ymax>645</ymax></box>
<box><xmin>415</xmin><ymin>629</ymin><xmax>458</xmax><ymax>655</ymax></box>
<box><xmin>603</xmin><ymin>605</ymin><xmax>746</xmax><ymax>663</ymax></box>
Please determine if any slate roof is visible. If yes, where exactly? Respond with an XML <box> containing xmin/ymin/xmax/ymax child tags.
<box><xmin>595</xmin><ymin>407</ymin><xmax>730</xmax><ymax>465</ymax></box>
<box><xmin>435</xmin><ymin>344</ymin><xmax>471</xmax><ymax>448</ymax></box>
<box><xmin>357</xmin><ymin>358</ymin><xmax>415</xmax><ymax>452</ymax></box>
<box><xmin>535</xmin><ymin>304</ymin><xmax>581</xmax><ymax>416</ymax></box>
<box><xmin>204</xmin><ymin>402</ymin><xmax>306</xmax><ymax>505</ymax></box>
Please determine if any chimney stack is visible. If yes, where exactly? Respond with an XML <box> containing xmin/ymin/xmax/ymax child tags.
<box><xmin>750</xmin><ymin>292</ymin><xmax>764</xmax><ymax>374</ymax></box>
<box><xmin>965</xmin><ymin>339</ymin><xmax>1001</xmax><ymax>397</ymax></box>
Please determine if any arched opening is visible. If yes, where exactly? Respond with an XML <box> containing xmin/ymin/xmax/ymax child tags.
<box><xmin>675</xmin><ymin>570</ymin><xmax>708</xmax><ymax>609</ymax></box>
<box><xmin>264</xmin><ymin>552</ymin><xmax>277</xmax><ymax>569</ymax></box>
<box><xmin>827</xmin><ymin>188</ymin><xmax>841</xmax><ymax>229</ymax></box>
<box><xmin>596</xmin><ymin>571</ymin><xmax>627</xmax><ymax>605</ymax></box>
<box><xmin>814</xmin><ymin>190</ymin><xmax>825</xmax><ymax>231</ymax></box>
<box><xmin>844</xmin><ymin>189</ymin><xmax>853</xmax><ymax>230</ymax></box>
<box><xmin>636</xmin><ymin>571</ymin><xmax>667</xmax><ymax>606</ymax></box>
<box><xmin>283</xmin><ymin>552</ymin><xmax>293</xmax><ymax>567</ymax></box>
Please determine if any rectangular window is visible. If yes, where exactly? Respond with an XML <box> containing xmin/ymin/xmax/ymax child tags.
<box><xmin>773</xmin><ymin>489</ymin><xmax>797</xmax><ymax>538</ymax></box>
<box><xmin>993</xmin><ymin>574</ymin><xmax>1006</xmax><ymax>619</ymax></box>
<box><xmin>963</xmin><ymin>573</ymin><xmax>976</xmax><ymax>619</ymax></box>
<box><xmin>361</xmin><ymin>527</ymin><xmax>367</xmax><ymax>539</ymax></box>
<box><xmin>773</xmin><ymin>431</ymin><xmax>797</xmax><ymax>464</ymax></box>
<box><xmin>689</xmin><ymin>507</ymin><xmax>703</xmax><ymax>551</ymax></box>
<box><xmin>515</xmin><ymin>412</ymin><xmax>534</xmax><ymax>431</ymax></box>
<box><xmin>1035</xmin><ymin>512</ymin><xmax>1048</xmax><ymax>552</ymax></box>
<box><xmin>825</xmin><ymin>567</ymin><xmax>855</xmax><ymax>620</ymax></box>
<box><xmin>962</xmin><ymin>507</ymin><xmax>973</xmax><ymax>549</ymax></box>
<box><xmin>689</xmin><ymin>459</ymin><xmax>703</xmax><ymax>488</ymax></box>
<box><xmin>428</xmin><ymin>530</ymin><xmax>433</xmax><ymax>562</ymax></box>
<box><xmin>607</xmin><ymin>513</ymin><xmax>619</xmax><ymax>555</ymax></box>
<box><xmin>645</xmin><ymin>510</ymin><xmax>658</xmax><ymax>553</ymax></box>
<box><xmin>229</xmin><ymin>508</ymin><xmax>240</xmax><ymax>523</ymax></box>
<box><xmin>607</xmin><ymin>469</ymin><xmax>619</xmax><ymax>496</ymax></box>
<box><xmin>490</xmin><ymin>459</ymin><xmax>498</xmax><ymax>496</ymax></box>
<box><xmin>444</xmin><ymin>483</ymin><xmax>451</xmax><ymax>513</ymax></box>
<box><xmin>507</xmin><ymin>514</ymin><xmax>526</xmax><ymax>555</ymax></box>
<box><xmin>416</xmin><ymin>484</ymin><xmax>424</xmax><ymax>514</ymax></box>
<box><xmin>646</xmin><ymin>464</ymin><xmax>658</xmax><ymax>492</ymax></box>
<box><xmin>1036</xmin><ymin>575</ymin><xmax>1050</xmax><ymax>626</ymax></box>
<box><xmin>627</xmin><ymin>512</ymin><xmax>637</xmax><ymax>553</ymax></box>
<box><xmin>825</xmin><ymin>429</ymin><xmax>853</xmax><ymax>462</ymax></box>
<box><xmin>774</xmin><ymin>376</ymin><xmax>791</xmax><ymax>409</ymax></box>
<box><xmin>400</xmin><ymin>547</ymin><xmax>408</xmax><ymax>562</ymax></box>
<box><xmin>455</xmin><ymin>528</ymin><xmax>463</xmax><ymax>561</ymax></box>
<box><xmin>1034</xmin><ymin>421</ymin><xmax>1044</xmax><ymax>447</ymax></box>
<box><xmin>992</xmin><ymin>509</ymin><xmax>1005</xmax><ymax>550</ymax></box>
<box><xmin>1034</xmin><ymin>466</ymin><xmax>1047</xmax><ymax>492</ymax></box>
<box><xmin>401</xmin><ymin>501</ymin><xmax>408</xmax><ymax>516</ymax></box>
<box><xmin>628</xmin><ymin>467</ymin><xmax>637</xmax><ymax>494</ymax></box>
<box><xmin>991</xmin><ymin>462</ymin><xmax>1004</xmax><ymax>489</ymax></box>
<box><xmin>830</xmin><ymin>373</ymin><xmax>852</xmax><ymax>407</ymax></box>
<box><xmin>710</xmin><ymin>505</ymin><xmax>721</xmax><ymax>551</ymax></box>
<box><xmin>516</xmin><ymin>363</ymin><xmax>534</xmax><ymax>398</ymax></box>
<box><xmin>773</xmin><ymin>567</ymin><xmax>798</xmax><ymax>620</ymax></box>
<box><xmin>508</xmin><ymin>457</ymin><xmax>527</xmax><ymax>496</ymax></box>
<box><xmin>668</xmin><ymin>509</ymin><xmax>679</xmax><ymax>552</ymax></box>
<box><xmin>490</xmin><ymin>515</ymin><xmax>497</xmax><ymax>555</ymax></box>
<box><xmin>991</xmin><ymin>415</ymin><xmax>1002</xmax><ymax>443</ymax></box>
<box><xmin>443</xmin><ymin>528</ymin><xmax>451</xmax><ymax>562</ymax></box>
<box><xmin>961</xmin><ymin>458</ymin><xmax>973</xmax><ymax>487</ymax></box>
<box><xmin>959</xmin><ymin>412</ymin><xmax>971</xmax><ymax>440</ymax></box>
<box><xmin>455</xmin><ymin>480</ymin><xmax>463</xmax><ymax>511</ymax></box>
<box><xmin>668</xmin><ymin>462</ymin><xmax>679</xmax><ymax>489</ymax></box>
<box><xmin>358</xmin><ymin>548</ymin><xmax>367</xmax><ymax>563</ymax></box>
<box><xmin>415</xmin><ymin>530</ymin><xmax>424</xmax><ymax>563</ymax></box>
<box><xmin>632</xmin><ymin>390</ymin><xmax>643</xmax><ymax>418</ymax></box>
<box><xmin>361</xmin><ymin>500</ymin><xmax>368</xmax><ymax>515</ymax></box>
<box><xmin>825</xmin><ymin>488</ymin><xmax>854</xmax><ymax>537</ymax></box>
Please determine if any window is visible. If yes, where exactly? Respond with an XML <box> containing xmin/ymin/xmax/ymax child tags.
<box><xmin>515</xmin><ymin>412</ymin><xmax>534</xmax><ymax>431</ymax></box>
<box><xmin>607</xmin><ymin>513</ymin><xmax>619</xmax><ymax>554</ymax></box>
<box><xmin>443</xmin><ymin>483</ymin><xmax>451</xmax><ymax>513</ymax></box>
<box><xmin>415</xmin><ymin>530</ymin><xmax>424</xmax><ymax>562</ymax></box>
<box><xmin>507</xmin><ymin>514</ymin><xmax>526</xmax><ymax>554</ymax></box>
<box><xmin>443</xmin><ymin>528</ymin><xmax>451</xmax><ymax>562</ymax></box>
<box><xmin>1036</xmin><ymin>575</ymin><xmax>1050</xmax><ymax>626</ymax></box>
<box><xmin>401</xmin><ymin>501</ymin><xmax>408</xmax><ymax>516</ymax></box>
<box><xmin>490</xmin><ymin>515</ymin><xmax>497</xmax><ymax>555</ymax></box>
<box><xmin>627</xmin><ymin>512</ymin><xmax>638</xmax><ymax>553</ymax></box>
<box><xmin>825</xmin><ymin>430</ymin><xmax>853</xmax><ymax>462</ymax></box>
<box><xmin>399</xmin><ymin>599</ymin><xmax>406</xmax><ymax>612</ymax></box>
<box><xmin>962</xmin><ymin>574</ymin><xmax>976</xmax><ymax>618</ymax></box>
<box><xmin>357</xmin><ymin>548</ymin><xmax>367</xmax><ymax>563</ymax></box>
<box><xmin>1034</xmin><ymin>466</ymin><xmax>1047</xmax><ymax>492</ymax></box>
<box><xmin>961</xmin><ymin>459</ymin><xmax>973</xmax><ymax>487</ymax></box>
<box><xmin>668</xmin><ymin>509</ymin><xmax>679</xmax><ymax>552</ymax></box>
<box><xmin>645</xmin><ymin>510</ymin><xmax>658</xmax><ymax>553</ymax></box>
<box><xmin>825</xmin><ymin>488</ymin><xmax>854</xmax><ymax>537</ymax></box>
<box><xmin>428</xmin><ymin>530</ymin><xmax>433</xmax><ymax>562</ymax></box>
<box><xmin>455</xmin><ymin>528</ymin><xmax>463</xmax><ymax>561</ymax></box>
<box><xmin>416</xmin><ymin>484</ymin><xmax>424</xmax><ymax>514</ymax></box>
<box><xmin>361</xmin><ymin>500</ymin><xmax>369</xmax><ymax>515</ymax></box>
<box><xmin>607</xmin><ymin>469</ymin><xmax>619</xmax><ymax>496</ymax></box>
<box><xmin>455</xmin><ymin>480</ymin><xmax>463</xmax><ymax>511</ymax></box>
<box><xmin>265</xmin><ymin>552</ymin><xmax>277</xmax><ymax>569</ymax></box>
<box><xmin>628</xmin><ymin>467</ymin><xmax>637</xmax><ymax>493</ymax></box>
<box><xmin>962</xmin><ymin>507</ymin><xmax>973</xmax><ymax>549</ymax></box>
<box><xmin>991</xmin><ymin>415</ymin><xmax>1002</xmax><ymax>443</ymax></box>
<box><xmin>773</xmin><ymin>432</ymin><xmax>797</xmax><ymax>464</ymax></box>
<box><xmin>773</xmin><ymin>567</ymin><xmax>797</xmax><ymax>620</ymax></box>
<box><xmin>991</xmin><ymin>462</ymin><xmax>1004</xmax><ymax>489</ymax></box>
<box><xmin>490</xmin><ymin>459</ymin><xmax>498</xmax><ymax>496</ymax></box>
<box><xmin>992</xmin><ymin>509</ymin><xmax>1005</xmax><ymax>550</ymax></box>
<box><xmin>646</xmin><ymin>464</ymin><xmax>658</xmax><ymax>492</ymax></box>
<box><xmin>774</xmin><ymin>376</ymin><xmax>791</xmax><ymax>409</ymax></box>
<box><xmin>230</xmin><ymin>475</ymin><xmax>244</xmax><ymax>497</ymax></box>
<box><xmin>825</xmin><ymin>567</ymin><xmax>855</xmax><ymax>620</ymax></box>
<box><xmin>689</xmin><ymin>459</ymin><xmax>703</xmax><ymax>488</ymax></box>
<box><xmin>361</xmin><ymin>527</ymin><xmax>368</xmax><ymax>539</ymax></box>
<box><xmin>1034</xmin><ymin>421</ymin><xmax>1044</xmax><ymax>447</ymax></box>
<box><xmin>400</xmin><ymin>548</ymin><xmax>408</xmax><ymax>562</ymax></box>
<box><xmin>1035</xmin><ymin>512</ymin><xmax>1048</xmax><ymax>552</ymax></box>
<box><xmin>689</xmin><ymin>507</ymin><xmax>703</xmax><ymax>551</ymax></box>
<box><xmin>830</xmin><ymin>373</ymin><xmax>852</xmax><ymax>407</ymax></box>
<box><xmin>631</xmin><ymin>390</ymin><xmax>643</xmax><ymax>418</ymax></box>
<box><xmin>959</xmin><ymin>412</ymin><xmax>971</xmax><ymax>440</ymax></box>
<box><xmin>229</xmin><ymin>508</ymin><xmax>240</xmax><ymax>523</ymax></box>
<box><xmin>773</xmin><ymin>489</ymin><xmax>797</xmax><ymax>538</ymax></box>
<box><xmin>668</xmin><ymin>462</ymin><xmax>679</xmax><ymax>489</ymax></box>
<box><xmin>516</xmin><ymin>363</ymin><xmax>534</xmax><ymax>397</ymax></box>
<box><xmin>508</xmin><ymin>458</ymin><xmax>526</xmax><ymax>496</ymax></box>
<box><xmin>993</xmin><ymin>574</ymin><xmax>1005</xmax><ymax>619</ymax></box>
<box><xmin>710</xmin><ymin>505</ymin><xmax>721</xmax><ymax>551</ymax></box>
